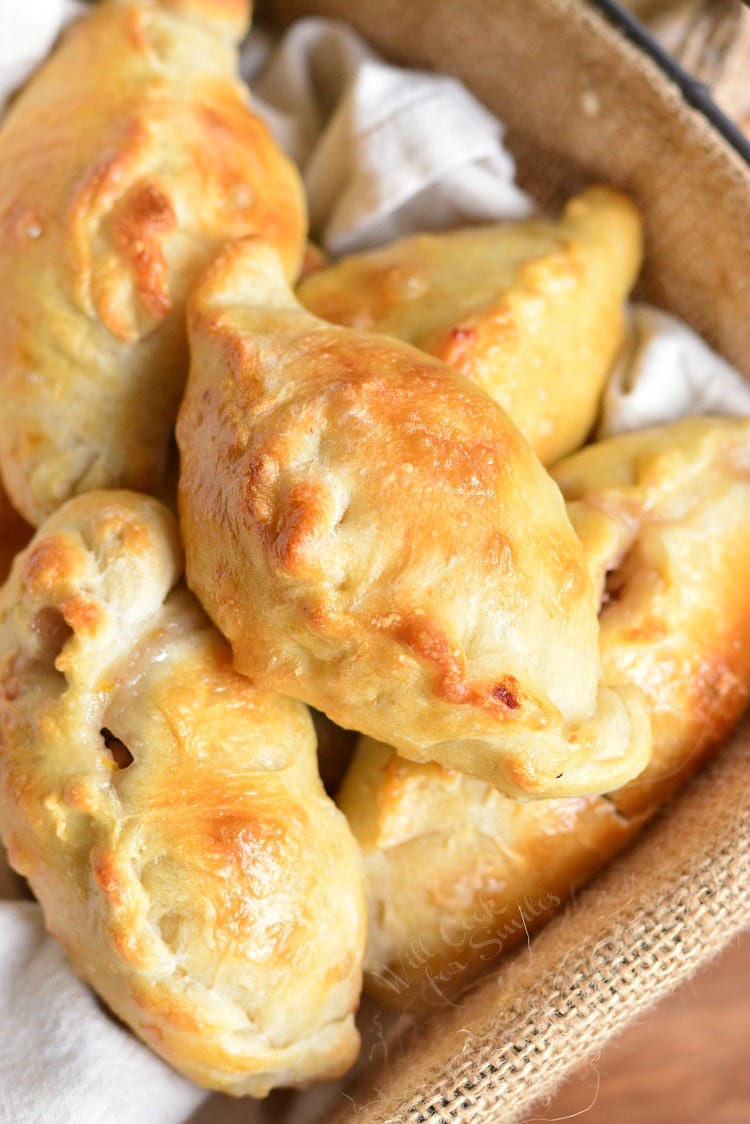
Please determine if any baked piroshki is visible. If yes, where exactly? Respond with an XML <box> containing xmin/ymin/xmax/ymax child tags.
<box><xmin>297</xmin><ymin>187</ymin><xmax>642</xmax><ymax>465</ymax></box>
<box><xmin>176</xmin><ymin>237</ymin><xmax>651</xmax><ymax>801</ymax></box>
<box><xmin>0</xmin><ymin>0</ymin><xmax>306</xmax><ymax>526</ymax></box>
<box><xmin>0</xmin><ymin>491</ymin><xmax>365</xmax><ymax>1094</ymax></box>
<box><xmin>337</xmin><ymin>417</ymin><xmax>750</xmax><ymax>1007</ymax></box>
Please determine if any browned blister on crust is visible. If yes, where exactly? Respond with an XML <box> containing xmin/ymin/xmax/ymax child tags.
<box><xmin>298</xmin><ymin>187</ymin><xmax>642</xmax><ymax>465</ymax></box>
<box><xmin>0</xmin><ymin>0</ymin><xmax>306</xmax><ymax>526</ymax></box>
<box><xmin>0</xmin><ymin>491</ymin><xmax>365</xmax><ymax>1095</ymax></box>
<box><xmin>337</xmin><ymin>417</ymin><xmax>750</xmax><ymax>1009</ymax></box>
<box><xmin>177</xmin><ymin>238</ymin><xmax>650</xmax><ymax>801</ymax></box>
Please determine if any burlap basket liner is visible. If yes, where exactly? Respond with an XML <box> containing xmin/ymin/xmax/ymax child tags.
<box><xmin>257</xmin><ymin>1</ymin><xmax>750</xmax><ymax>1120</ymax></box>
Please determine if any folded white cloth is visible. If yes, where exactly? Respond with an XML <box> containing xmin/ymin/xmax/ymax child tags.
<box><xmin>0</xmin><ymin>7</ymin><xmax>749</xmax><ymax>1124</ymax></box>
<box><xmin>0</xmin><ymin>904</ymin><xmax>205</xmax><ymax>1124</ymax></box>
<box><xmin>246</xmin><ymin>17</ymin><xmax>534</xmax><ymax>254</ymax></box>
<box><xmin>599</xmin><ymin>303</ymin><xmax>750</xmax><ymax>437</ymax></box>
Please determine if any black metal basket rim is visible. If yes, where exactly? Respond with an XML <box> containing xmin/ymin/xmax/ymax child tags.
<box><xmin>590</xmin><ymin>0</ymin><xmax>750</xmax><ymax>167</ymax></box>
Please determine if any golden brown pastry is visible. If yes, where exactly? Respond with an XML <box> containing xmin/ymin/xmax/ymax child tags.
<box><xmin>0</xmin><ymin>481</ymin><xmax>32</xmax><ymax>586</ymax></box>
<box><xmin>337</xmin><ymin>417</ymin><xmax>750</xmax><ymax>1008</ymax></box>
<box><xmin>297</xmin><ymin>187</ymin><xmax>642</xmax><ymax>465</ymax></box>
<box><xmin>0</xmin><ymin>491</ymin><xmax>365</xmax><ymax>1095</ymax></box>
<box><xmin>558</xmin><ymin>416</ymin><xmax>750</xmax><ymax>817</ymax></box>
<box><xmin>339</xmin><ymin>740</ymin><xmax>640</xmax><ymax>1009</ymax></box>
<box><xmin>177</xmin><ymin>237</ymin><xmax>650</xmax><ymax>800</ymax></box>
<box><xmin>0</xmin><ymin>0</ymin><xmax>306</xmax><ymax>526</ymax></box>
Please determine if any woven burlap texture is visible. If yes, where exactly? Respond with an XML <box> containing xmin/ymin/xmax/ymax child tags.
<box><xmin>267</xmin><ymin>2</ymin><xmax>750</xmax><ymax>1119</ymax></box>
<box><xmin>320</xmin><ymin>718</ymin><xmax>748</xmax><ymax>1121</ymax></box>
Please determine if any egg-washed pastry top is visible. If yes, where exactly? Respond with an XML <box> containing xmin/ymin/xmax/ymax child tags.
<box><xmin>298</xmin><ymin>187</ymin><xmax>642</xmax><ymax>465</ymax></box>
<box><xmin>177</xmin><ymin>237</ymin><xmax>651</xmax><ymax>800</ymax></box>
<box><xmin>0</xmin><ymin>0</ymin><xmax>306</xmax><ymax>526</ymax></box>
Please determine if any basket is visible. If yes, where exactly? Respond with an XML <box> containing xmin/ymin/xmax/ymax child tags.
<box><xmin>256</xmin><ymin>2</ymin><xmax>750</xmax><ymax>1120</ymax></box>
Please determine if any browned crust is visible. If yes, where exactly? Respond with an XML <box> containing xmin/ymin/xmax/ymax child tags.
<box><xmin>110</xmin><ymin>182</ymin><xmax>177</xmax><ymax>327</ymax></box>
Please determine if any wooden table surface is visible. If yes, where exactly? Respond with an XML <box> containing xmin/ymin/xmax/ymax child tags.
<box><xmin>524</xmin><ymin>929</ymin><xmax>750</xmax><ymax>1122</ymax></box>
